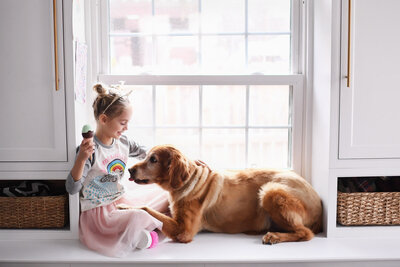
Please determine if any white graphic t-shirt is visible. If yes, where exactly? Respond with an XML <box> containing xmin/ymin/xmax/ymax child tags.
<box><xmin>66</xmin><ymin>135</ymin><xmax>146</xmax><ymax>211</ymax></box>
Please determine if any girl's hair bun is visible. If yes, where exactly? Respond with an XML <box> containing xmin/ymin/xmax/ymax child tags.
<box><xmin>93</xmin><ymin>83</ymin><xmax>107</xmax><ymax>96</ymax></box>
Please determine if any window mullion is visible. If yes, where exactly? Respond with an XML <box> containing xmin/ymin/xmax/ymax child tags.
<box><xmin>152</xmin><ymin>0</ymin><xmax>156</xmax><ymax>70</ymax></box>
<box><xmin>245</xmin><ymin>0</ymin><xmax>249</xmax><ymax>167</ymax></box>
<box><xmin>99</xmin><ymin>0</ymin><xmax>110</xmax><ymax>74</ymax></box>
<box><xmin>292</xmin><ymin>0</ymin><xmax>301</xmax><ymax>73</ymax></box>
<box><xmin>245</xmin><ymin>85</ymin><xmax>249</xmax><ymax>167</ymax></box>
<box><xmin>198</xmin><ymin>0</ymin><xmax>202</xmax><ymax>68</ymax></box>
<box><xmin>245</xmin><ymin>0</ymin><xmax>248</xmax><ymax>69</ymax></box>
<box><xmin>152</xmin><ymin>85</ymin><xmax>156</xmax><ymax>146</ymax></box>
<box><xmin>288</xmin><ymin>86</ymin><xmax>294</xmax><ymax>169</ymax></box>
<box><xmin>199</xmin><ymin>85</ymin><xmax>203</xmax><ymax>159</ymax></box>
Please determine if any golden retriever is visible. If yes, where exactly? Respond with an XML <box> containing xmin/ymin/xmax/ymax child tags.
<box><xmin>128</xmin><ymin>145</ymin><xmax>322</xmax><ymax>244</ymax></box>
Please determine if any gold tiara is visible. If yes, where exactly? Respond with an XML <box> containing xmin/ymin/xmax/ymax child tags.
<box><xmin>102</xmin><ymin>90</ymin><xmax>133</xmax><ymax>115</ymax></box>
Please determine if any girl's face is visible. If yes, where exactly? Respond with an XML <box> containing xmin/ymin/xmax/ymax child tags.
<box><xmin>104</xmin><ymin>105</ymin><xmax>133</xmax><ymax>139</ymax></box>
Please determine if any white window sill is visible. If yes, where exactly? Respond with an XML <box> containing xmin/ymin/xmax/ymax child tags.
<box><xmin>0</xmin><ymin>232</ymin><xmax>399</xmax><ymax>265</ymax></box>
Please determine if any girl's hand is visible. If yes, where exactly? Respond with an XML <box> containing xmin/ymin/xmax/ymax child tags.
<box><xmin>77</xmin><ymin>138</ymin><xmax>94</xmax><ymax>162</ymax></box>
<box><xmin>194</xmin><ymin>160</ymin><xmax>212</xmax><ymax>172</ymax></box>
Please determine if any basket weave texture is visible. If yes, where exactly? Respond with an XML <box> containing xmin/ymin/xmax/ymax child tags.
<box><xmin>337</xmin><ymin>191</ymin><xmax>400</xmax><ymax>226</ymax></box>
<box><xmin>0</xmin><ymin>195</ymin><xmax>68</xmax><ymax>229</ymax></box>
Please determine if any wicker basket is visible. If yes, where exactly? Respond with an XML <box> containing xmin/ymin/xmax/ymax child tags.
<box><xmin>0</xmin><ymin>194</ymin><xmax>68</xmax><ymax>229</ymax></box>
<box><xmin>337</xmin><ymin>191</ymin><xmax>400</xmax><ymax>226</ymax></box>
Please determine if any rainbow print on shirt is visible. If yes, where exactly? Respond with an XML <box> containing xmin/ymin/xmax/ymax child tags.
<box><xmin>107</xmin><ymin>159</ymin><xmax>126</xmax><ymax>174</ymax></box>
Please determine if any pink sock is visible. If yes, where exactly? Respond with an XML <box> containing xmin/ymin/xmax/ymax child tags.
<box><xmin>148</xmin><ymin>231</ymin><xmax>159</xmax><ymax>249</ymax></box>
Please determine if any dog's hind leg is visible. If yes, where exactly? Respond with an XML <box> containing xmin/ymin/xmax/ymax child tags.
<box><xmin>259</xmin><ymin>183</ymin><xmax>314</xmax><ymax>244</ymax></box>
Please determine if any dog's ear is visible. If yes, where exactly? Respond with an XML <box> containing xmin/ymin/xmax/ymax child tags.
<box><xmin>168</xmin><ymin>149</ymin><xmax>190</xmax><ymax>189</ymax></box>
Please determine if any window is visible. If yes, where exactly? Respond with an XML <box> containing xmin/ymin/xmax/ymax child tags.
<box><xmin>94</xmin><ymin>0</ymin><xmax>304</xmax><ymax>171</ymax></box>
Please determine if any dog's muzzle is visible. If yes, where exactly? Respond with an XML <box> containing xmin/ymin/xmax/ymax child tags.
<box><xmin>128</xmin><ymin>167</ymin><xmax>149</xmax><ymax>184</ymax></box>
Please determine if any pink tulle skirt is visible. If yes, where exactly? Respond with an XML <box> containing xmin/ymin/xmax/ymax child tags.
<box><xmin>79</xmin><ymin>184</ymin><xmax>169</xmax><ymax>257</ymax></box>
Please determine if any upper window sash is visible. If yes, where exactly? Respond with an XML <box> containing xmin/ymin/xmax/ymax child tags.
<box><xmin>95</xmin><ymin>0</ymin><xmax>303</xmax><ymax>75</ymax></box>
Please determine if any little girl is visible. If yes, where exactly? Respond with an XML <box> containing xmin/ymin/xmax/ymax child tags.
<box><xmin>66</xmin><ymin>84</ymin><xmax>168</xmax><ymax>257</ymax></box>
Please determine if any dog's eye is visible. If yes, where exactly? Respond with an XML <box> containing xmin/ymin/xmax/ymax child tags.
<box><xmin>149</xmin><ymin>156</ymin><xmax>157</xmax><ymax>163</ymax></box>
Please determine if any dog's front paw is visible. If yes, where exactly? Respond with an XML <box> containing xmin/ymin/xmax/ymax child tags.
<box><xmin>262</xmin><ymin>232</ymin><xmax>281</xmax><ymax>245</ymax></box>
<box><xmin>174</xmin><ymin>232</ymin><xmax>193</xmax><ymax>243</ymax></box>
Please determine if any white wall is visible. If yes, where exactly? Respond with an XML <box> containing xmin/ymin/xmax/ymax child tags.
<box><xmin>311</xmin><ymin>0</ymin><xmax>334</xmax><ymax>235</ymax></box>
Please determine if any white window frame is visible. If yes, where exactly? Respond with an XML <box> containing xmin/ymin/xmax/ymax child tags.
<box><xmin>89</xmin><ymin>0</ymin><xmax>306</xmax><ymax>174</ymax></box>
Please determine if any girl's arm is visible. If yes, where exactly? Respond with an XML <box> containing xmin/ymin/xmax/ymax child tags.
<box><xmin>129</xmin><ymin>140</ymin><xmax>147</xmax><ymax>159</ymax></box>
<box><xmin>70</xmin><ymin>157</ymin><xmax>87</xmax><ymax>182</ymax></box>
<box><xmin>121</xmin><ymin>135</ymin><xmax>147</xmax><ymax>159</ymax></box>
<box><xmin>66</xmin><ymin>138</ymin><xmax>94</xmax><ymax>195</ymax></box>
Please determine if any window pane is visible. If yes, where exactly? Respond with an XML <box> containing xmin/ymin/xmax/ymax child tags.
<box><xmin>110</xmin><ymin>36</ymin><xmax>153</xmax><ymax>74</ymax></box>
<box><xmin>155</xmin><ymin>36</ymin><xmax>199</xmax><ymax>73</ymax></box>
<box><xmin>201</xmin><ymin>0</ymin><xmax>245</xmax><ymax>33</ymax></box>
<box><xmin>202</xmin><ymin>129</ymin><xmax>246</xmax><ymax>169</ymax></box>
<box><xmin>127</xmin><ymin>128</ymin><xmax>154</xmax><ymax>149</ymax></box>
<box><xmin>109</xmin><ymin>0</ymin><xmax>152</xmax><ymax>34</ymax></box>
<box><xmin>154</xmin><ymin>0</ymin><xmax>199</xmax><ymax>34</ymax></box>
<box><xmin>155</xmin><ymin>128</ymin><xmax>200</xmax><ymax>159</ymax></box>
<box><xmin>202</xmin><ymin>86</ymin><xmax>246</xmax><ymax>126</ymax></box>
<box><xmin>249</xmin><ymin>86</ymin><xmax>290</xmax><ymax>126</ymax></box>
<box><xmin>248</xmin><ymin>129</ymin><xmax>289</xmax><ymax>168</ymax></box>
<box><xmin>201</xmin><ymin>36</ymin><xmax>245</xmax><ymax>73</ymax></box>
<box><xmin>248</xmin><ymin>35</ymin><xmax>290</xmax><ymax>74</ymax></box>
<box><xmin>248</xmin><ymin>0</ymin><xmax>291</xmax><ymax>33</ymax></box>
<box><xmin>126</xmin><ymin>85</ymin><xmax>153</xmax><ymax>126</ymax></box>
<box><xmin>156</xmin><ymin>86</ymin><xmax>199</xmax><ymax>126</ymax></box>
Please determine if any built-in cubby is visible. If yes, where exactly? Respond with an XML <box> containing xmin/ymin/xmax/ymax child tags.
<box><xmin>0</xmin><ymin>179</ymin><xmax>79</xmax><ymax>240</ymax></box>
<box><xmin>325</xmin><ymin>170</ymin><xmax>400</xmax><ymax>238</ymax></box>
<box><xmin>337</xmin><ymin>176</ymin><xmax>400</xmax><ymax>227</ymax></box>
<box><xmin>0</xmin><ymin>180</ymin><xmax>69</xmax><ymax>230</ymax></box>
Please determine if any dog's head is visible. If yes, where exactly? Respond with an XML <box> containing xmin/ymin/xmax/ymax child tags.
<box><xmin>128</xmin><ymin>145</ymin><xmax>191</xmax><ymax>191</ymax></box>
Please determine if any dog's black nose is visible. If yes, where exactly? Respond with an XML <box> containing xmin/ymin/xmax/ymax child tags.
<box><xmin>128</xmin><ymin>167</ymin><xmax>136</xmax><ymax>181</ymax></box>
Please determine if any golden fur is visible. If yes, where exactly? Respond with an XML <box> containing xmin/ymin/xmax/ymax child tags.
<box><xmin>128</xmin><ymin>145</ymin><xmax>322</xmax><ymax>244</ymax></box>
